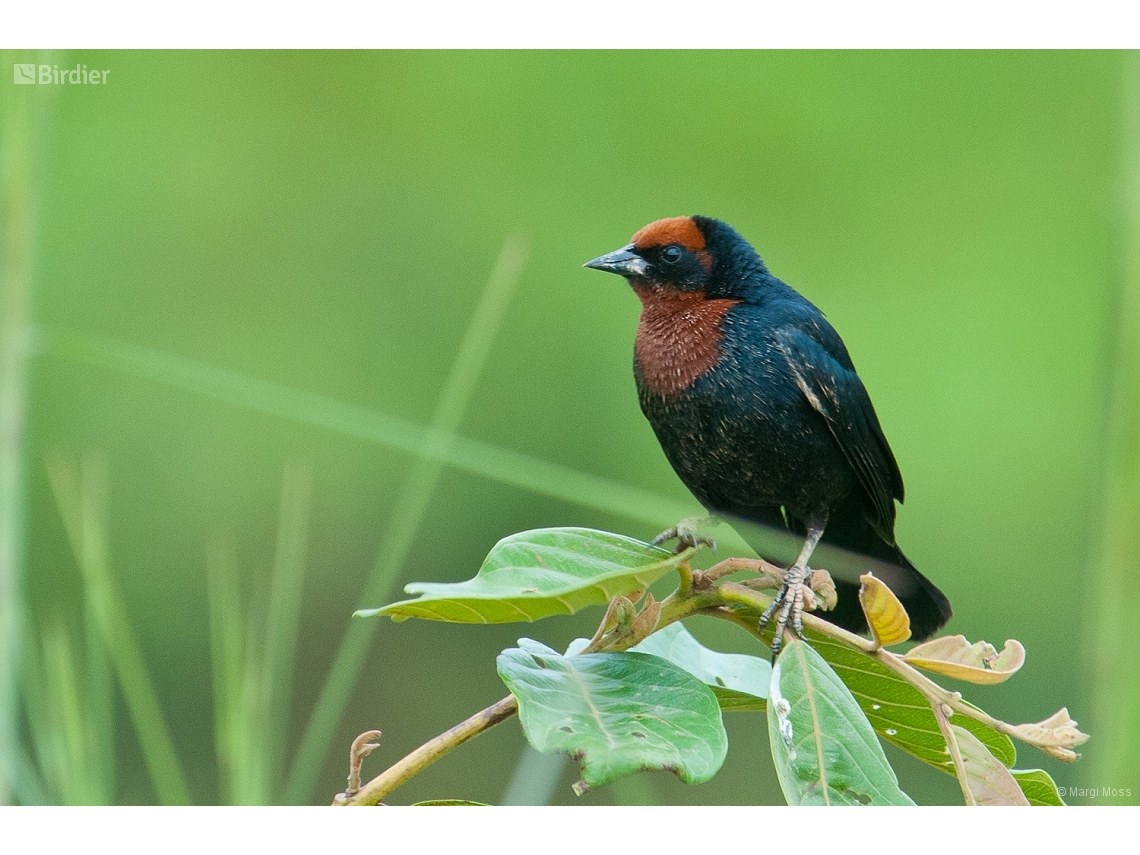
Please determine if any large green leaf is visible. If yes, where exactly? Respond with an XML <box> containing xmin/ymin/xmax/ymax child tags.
<box><xmin>807</xmin><ymin>631</ymin><xmax>1017</xmax><ymax>774</ymax></box>
<box><xmin>630</xmin><ymin>622</ymin><xmax>770</xmax><ymax>712</ymax></box>
<box><xmin>497</xmin><ymin>639</ymin><xmax>727</xmax><ymax>793</ymax></box>
<box><xmin>1011</xmin><ymin>769</ymin><xmax>1066</xmax><ymax>806</ymax></box>
<box><xmin>726</xmin><ymin>604</ymin><xmax>1018</xmax><ymax>774</ymax></box>
<box><xmin>768</xmin><ymin>638</ymin><xmax>915</xmax><ymax>805</ymax></box>
<box><xmin>360</xmin><ymin>528</ymin><xmax>690</xmax><ymax>623</ymax></box>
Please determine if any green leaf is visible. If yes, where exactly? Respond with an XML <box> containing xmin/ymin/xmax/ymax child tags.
<box><xmin>630</xmin><ymin>622</ymin><xmax>770</xmax><ymax>712</ymax></box>
<box><xmin>360</xmin><ymin>528</ymin><xmax>692</xmax><ymax>623</ymax></box>
<box><xmin>952</xmin><ymin>725</ymin><xmax>1030</xmax><ymax>805</ymax></box>
<box><xmin>768</xmin><ymin>638</ymin><xmax>915</xmax><ymax>805</ymax></box>
<box><xmin>497</xmin><ymin>639</ymin><xmax>727</xmax><ymax>793</ymax></box>
<box><xmin>807</xmin><ymin>631</ymin><xmax>1017</xmax><ymax>775</ymax></box>
<box><xmin>1011</xmin><ymin>769</ymin><xmax>1066</xmax><ymax>806</ymax></box>
<box><xmin>730</xmin><ymin>599</ymin><xmax>1017</xmax><ymax>773</ymax></box>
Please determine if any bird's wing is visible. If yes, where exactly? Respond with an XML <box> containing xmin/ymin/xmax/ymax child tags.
<box><xmin>773</xmin><ymin>326</ymin><xmax>904</xmax><ymax>539</ymax></box>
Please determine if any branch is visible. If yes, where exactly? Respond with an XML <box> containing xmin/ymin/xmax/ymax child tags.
<box><xmin>933</xmin><ymin>701</ymin><xmax>975</xmax><ymax>805</ymax></box>
<box><xmin>335</xmin><ymin>696</ymin><xmax>518</xmax><ymax>806</ymax></box>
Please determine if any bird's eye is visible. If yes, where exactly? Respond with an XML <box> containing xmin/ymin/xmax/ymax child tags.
<box><xmin>661</xmin><ymin>245</ymin><xmax>683</xmax><ymax>264</ymax></box>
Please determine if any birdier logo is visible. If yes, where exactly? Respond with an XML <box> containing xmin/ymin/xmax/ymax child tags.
<box><xmin>13</xmin><ymin>63</ymin><xmax>110</xmax><ymax>85</ymax></box>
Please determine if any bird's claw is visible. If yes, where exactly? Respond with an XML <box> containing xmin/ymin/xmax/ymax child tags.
<box><xmin>651</xmin><ymin>516</ymin><xmax>716</xmax><ymax>554</ymax></box>
<box><xmin>653</xmin><ymin>532</ymin><xmax>716</xmax><ymax>553</ymax></box>
<box><xmin>759</xmin><ymin>565</ymin><xmax>808</xmax><ymax>662</ymax></box>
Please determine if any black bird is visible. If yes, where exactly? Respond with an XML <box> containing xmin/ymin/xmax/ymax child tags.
<box><xmin>585</xmin><ymin>216</ymin><xmax>951</xmax><ymax>656</ymax></box>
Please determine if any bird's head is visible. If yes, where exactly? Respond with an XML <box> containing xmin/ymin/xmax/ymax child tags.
<box><xmin>583</xmin><ymin>215</ymin><xmax>768</xmax><ymax>301</ymax></box>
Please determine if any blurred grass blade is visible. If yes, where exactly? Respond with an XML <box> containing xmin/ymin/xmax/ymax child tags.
<box><xmin>237</xmin><ymin>598</ymin><xmax>267</xmax><ymax>803</ymax></box>
<box><xmin>45</xmin><ymin>453</ymin><xmax>191</xmax><ymax>805</ymax></box>
<box><xmin>262</xmin><ymin>462</ymin><xmax>312</xmax><ymax>798</ymax></box>
<box><xmin>210</xmin><ymin>538</ymin><xmax>272</xmax><ymax>805</ymax></box>
<box><xmin>6</xmin><ymin>743</ymin><xmax>49</xmax><ymax>806</ymax></box>
<box><xmin>21</xmin><ymin>615</ymin><xmax>106</xmax><ymax>802</ymax></box>
<box><xmin>39</xmin><ymin>325</ymin><xmax>693</xmax><ymax>529</ymax></box>
<box><xmin>500</xmin><ymin>744</ymin><xmax>566</xmax><ymax>806</ymax></box>
<box><xmin>21</xmin><ymin>615</ymin><xmax>110</xmax><ymax>804</ymax></box>
<box><xmin>0</xmin><ymin>49</ymin><xmax>45</xmax><ymax>805</ymax></box>
<box><xmin>19</xmin><ymin>624</ymin><xmax>62</xmax><ymax>802</ymax></box>
<box><xmin>284</xmin><ymin>235</ymin><xmax>530</xmax><ymax>803</ymax></box>
<box><xmin>1086</xmin><ymin>50</ymin><xmax>1140</xmax><ymax>803</ymax></box>
<box><xmin>40</xmin><ymin>621</ymin><xmax>94</xmax><ymax>804</ymax></box>
<box><xmin>206</xmin><ymin>540</ymin><xmax>243</xmax><ymax>804</ymax></box>
<box><xmin>83</xmin><ymin>595</ymin><xmax>114</xmax><ymax>801</ymax></box>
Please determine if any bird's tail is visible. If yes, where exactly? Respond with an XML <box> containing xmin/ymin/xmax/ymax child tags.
<box><xmin>817</xmin><ymin>508</ymin><xmax>952</xmax><ymax>641</ymax></box>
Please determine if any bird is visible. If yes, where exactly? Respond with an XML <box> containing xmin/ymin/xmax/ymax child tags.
<box><xmin>584</xmin><ymin>215</ymin><xmax>951</xmax><ymax>657</ymax></box>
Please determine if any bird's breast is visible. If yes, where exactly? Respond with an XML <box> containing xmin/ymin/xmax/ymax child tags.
<box><xmin>632</xmin><ymin>288</ymin><xmax>741</xmax><ymax>397</ymax></box>
<box><xmin>635</xmin><ymin>307</ymin><xmax>857</xmax><ymax>520</ymax></box>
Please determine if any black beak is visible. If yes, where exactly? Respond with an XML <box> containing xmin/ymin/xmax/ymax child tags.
<box><xmin>583</xmin><ymin>243</ymin><xmax>649</xmax><ymax>278</ymax></box>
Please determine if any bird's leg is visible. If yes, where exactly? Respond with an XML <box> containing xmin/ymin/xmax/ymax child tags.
<box><xmin>759</xmin><ymin>523</ymin><xmax>825</xmax><ymax>661</ymax></box>
<box><xmin>651</xmin><ymin>515</ymin><xmax>718</xmax><ymax>553</ymax></box>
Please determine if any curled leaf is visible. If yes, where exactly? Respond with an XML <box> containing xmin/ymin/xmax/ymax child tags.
<box><xmin>951</xmin><ymin>725</ymin><xmax>1030</xmax><ymax>805</ymax></box>
<box><xmin>858</xmin><ymin>573</ymin><xmax>911</xmax><ymax>647</ymax></box>
<box><xmin>1007</xmin><ymin>708</ymin><xmax>1089</xmax><ymax>762</ymax></box>
<box><xmin>903</xmin><ymin>635</ymin><xmax>1025</xmax><ymax>684</ymax></box>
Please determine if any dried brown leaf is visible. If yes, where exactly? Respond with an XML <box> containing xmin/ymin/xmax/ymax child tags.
<box><xmin>903</xmin><ymin>635</ymin><xmax>1025</xmax><ymax>684</ymax></box>
<box><xmin>807</xmin><ymin>569</ymin><xmax>837</xmax><ymax>612</ymax></box>
<box><xmin>1007</xmin><ymin>708</ymin><xmax>1089</xmax><ymax>762</ymax></box>
<box><xmin>952</xmin><ymin>725</ymin><xmax>1030</xmax><ymax>806</ymax></box>
<box><xmin>630</xmin><ymin>593</ymin><xmax>662</xmax><ymax>640</ymax></box>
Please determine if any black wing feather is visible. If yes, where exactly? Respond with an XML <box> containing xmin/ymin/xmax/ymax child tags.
<box><xmin>773</xmin><ymin>326</ymin><xmax>903</xmax><ymax>540</ymax></box>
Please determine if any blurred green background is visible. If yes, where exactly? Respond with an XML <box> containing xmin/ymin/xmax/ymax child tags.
<box><xmin>1</xmin><ymin>50</ymin><xmax>1137</xmax><ymax>806</ymax></box>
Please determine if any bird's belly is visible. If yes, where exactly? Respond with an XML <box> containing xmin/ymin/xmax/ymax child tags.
<box><xmin>639</xmin><ymin>380</ymin><xmax>855</xmax><ymax>523</ymax></box>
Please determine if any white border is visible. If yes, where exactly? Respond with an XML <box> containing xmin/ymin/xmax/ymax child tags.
<box><xmin>0</xmin><ymin>804</ymin><xmax>1124</xmax><ymax>852</ymax></box>
<box><xmin>1</xmin><ymin>1</ymin><xmax>1138</xmax><ymax>49</ymax></box>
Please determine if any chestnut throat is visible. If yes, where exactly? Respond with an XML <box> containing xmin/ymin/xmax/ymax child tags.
<box><xmin>633</xmin><ymin>286</ymin><xmax>740</xmax><ymax>397</ymax></box>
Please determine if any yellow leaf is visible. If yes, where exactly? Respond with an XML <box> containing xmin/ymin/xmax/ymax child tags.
<box><xmin>858</xmin><ymin>573</ymin><xmax>911</xmax><ymax>647</ymax></box>
<box><xmin>903</xmin><ymin>635</ymin><xmax>1025</xmax><ymax>685</ymax></box>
